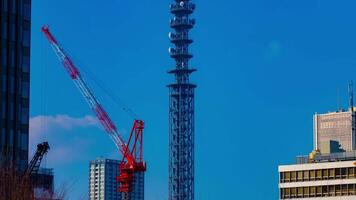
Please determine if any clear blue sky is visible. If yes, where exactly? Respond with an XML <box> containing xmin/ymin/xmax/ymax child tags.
<box><xmin>30</xmin><ymin>0</ymin><xmax>356</xmax><ymax>199</ymax></box>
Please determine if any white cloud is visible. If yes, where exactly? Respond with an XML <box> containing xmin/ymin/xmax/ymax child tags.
<box><xmin>30</xmin><ymin>114</ymin><xmax>99</xmax><ymax>136</ymax></box>
<box><xmin>29</xmin><ymin>114</ymin><xmax>101</xmax><ymax>165</ymax></box>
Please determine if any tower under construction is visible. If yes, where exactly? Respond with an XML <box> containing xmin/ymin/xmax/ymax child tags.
<box><xmin>168</xmin><ymin>1</ymin><xmax>196</xmax><ymax>200</ymax></box>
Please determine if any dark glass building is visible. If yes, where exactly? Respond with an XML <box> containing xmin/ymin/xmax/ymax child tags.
<box><xmin>0</xmin><ymin>0</ymin><xmax>31</xmax><ymax>171</ymax></box>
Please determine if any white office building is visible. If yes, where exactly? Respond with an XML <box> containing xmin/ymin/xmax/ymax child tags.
<box><xmin>279</xmin><ymin>155</ymin><xmax>356</xmax><ymax>199</ymax></box>
<box><xmin>89</xmin><ymin>158</ymin><xmax>144</xmax><ymax>200</ymax></box>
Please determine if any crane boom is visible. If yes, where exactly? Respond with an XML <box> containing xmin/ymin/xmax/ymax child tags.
<box><xmin>25</xmin><ymin>142</ymin><xmax>50</xmax><ymax>176</ymax></box>
<box><xmin>41</xmin><ymin>26</ymin><xmax>146</xmax><ymax>194</ymax></box>
<box><xmin>41</xmin><ymin>26</ymin><xmax>134</xmax><ymax>162</ymax></box>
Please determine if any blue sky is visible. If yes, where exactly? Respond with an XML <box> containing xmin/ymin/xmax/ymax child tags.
<box><xmin>29</xmin><ymin>0</ymin><xmax>356</xmax><ymax>199</ymax></box>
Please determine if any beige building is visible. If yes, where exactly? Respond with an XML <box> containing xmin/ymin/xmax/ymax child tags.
<box><xmin>279</xmin><ymin>159</ymin><xmax>356</xmax><ymax>199</ymax></box>
<box><xmin>314</xmin><ymin>109</ymin><xmax>356</xmax><ymax>153</ymax></box>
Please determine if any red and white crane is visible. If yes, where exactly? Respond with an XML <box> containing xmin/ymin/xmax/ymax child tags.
<box><xmin>41</xmin><ymin>26</ymin><xmax>146</xmax><ymax>198</ymax></box>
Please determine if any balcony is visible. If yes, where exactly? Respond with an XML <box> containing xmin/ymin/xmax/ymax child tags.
<box><xmin>170</xmin><ymin>17</ymin><xmax>195</xmax><ymax>29</ymax></box>
<box><xmin>169</xmin><ymin>47</ymin><xmax>193</xmax><ymax>59</ymax></box>
<box><xmin>169</xmin><ymin>32</ymin><xmax>193</xmax><ymax>44</ymax></box>
<box><xmin>170</xmin><ymin>2</ymin><xmax>195</xmax><ymax>15</ymax></box>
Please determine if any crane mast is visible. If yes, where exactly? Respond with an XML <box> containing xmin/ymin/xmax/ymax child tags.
<box><xmin>41</xmin><ymin>26</ymin><xmax>146</xmax><ymax>197</ymax></box>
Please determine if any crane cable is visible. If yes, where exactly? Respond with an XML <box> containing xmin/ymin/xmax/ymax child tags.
<box><xmin>67</xmin><ymin>52</ymin><xmax>139</xmax><ymax>120</ymax></box>
<box><xmin>38</xmin><ymin>31</ymin><xmax>48</xmax><ymax>169</ymax></box>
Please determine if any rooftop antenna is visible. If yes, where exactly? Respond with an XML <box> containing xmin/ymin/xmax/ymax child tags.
<box><xmin>349</xmin><ymin>81</ymin><xmax>354</xmax><ymax>112</ymax></box>
<box><xmin>337</xmin><ymin>88</ymin><xmax>341</xmax><ymax>112</ymax></box>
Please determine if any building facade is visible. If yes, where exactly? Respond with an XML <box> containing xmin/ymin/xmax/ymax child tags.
<box><xmin>0</xmin><ymin>0</ymin><xmax>31</xmax><ymax>171</ymax></box>
<box><xmin>314</xmin><ymin>109</ymin><xmax>356</xmax><ymax>153</ymax></box>
<box><xmin>89</xmin><ymin>158</ymin><xmax>144</xmax><ymax>200</ymax></box>
<box><xmin>279</xmin><ymin>159</ymin><xmax>356</xmax><ymax>199</ymax></box>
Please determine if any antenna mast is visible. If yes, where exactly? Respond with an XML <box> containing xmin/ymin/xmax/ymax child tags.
<box><xmin>349</xmin><ymin>81</ymin><xmax>354</xmax><ymax>112</ymax></box>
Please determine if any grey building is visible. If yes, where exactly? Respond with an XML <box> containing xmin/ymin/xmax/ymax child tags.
<box><xmin>314</xmin><ymin>109</ymin><xmax>356</xmax><ymax>153</ymax></box>
<box><xmin>0</xmin><ymin>0</ymin><xmax>31</xmax><ymax>171</ymax></box>
<box><xmin>89</xmin><ymin>158</ymin><xmax>144</xmax><ymax>200</ymax></box>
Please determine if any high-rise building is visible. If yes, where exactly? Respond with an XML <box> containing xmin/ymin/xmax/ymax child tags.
<box><xmin>89</xmin><ymin>158</ymin><xmax>144</xmax><ymax>200</ymax></box>
<box><xmin>314</xmin><ymin>109</ymin><xmax>356</xmax><ymax>153</ymax></box>
<box><xmin>0</xmin><ymin>0</ymin><xmax>31</xmax><ymax>171</ymax></box>
<box><xmin>168</xmin><ymin>1</ymin><xmax>196</xmax><ymax>200</ymax></box>
<box><xmin>278</xmin><ymin>85</ymin><xmax>356</xmax><ymax>199</ymax></box>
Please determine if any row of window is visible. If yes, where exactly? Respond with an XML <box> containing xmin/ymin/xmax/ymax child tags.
<box><xmin>0</xmin><ymin>130</ymin><xmax>28</xmax><ymax>149</ymax></box>
<box><xmin>281</xmin><ymin>184</ymin><xmax>356</xmax><ymax>199</ymax></box>
<box><xmin>280</xmin><ymin>167</ymin><xmax>356</xmax><ymax>183</ymax></box>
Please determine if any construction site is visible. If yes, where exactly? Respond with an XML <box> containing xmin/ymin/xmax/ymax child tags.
<box><xmin>0</xmin><ymin>0</ymin><xmax>197</xmax><ymax>200</ymax></box>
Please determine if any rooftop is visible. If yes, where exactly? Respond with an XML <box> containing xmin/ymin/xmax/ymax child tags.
<box><xmin>296</xmin><ymin>151</ymin><xmax>356</xmax><ymax>165</ymax></box>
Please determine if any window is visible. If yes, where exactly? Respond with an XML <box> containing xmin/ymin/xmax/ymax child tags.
<box><xmin>297</xmin><ymin>171</ymin><xmax>303</xmax><ymax>181</ymax></box>
<box><xmin>23</xmin><ymin>20</ymin><xmax>30</xmax><ymax>30</ymax></box>
<box><xmin>329</xmin><ymin>185</ymin><xmax>335</xmax><ymax>196</ymax></box>
<box><xmin>22</xmin><ymin>56</ymin><xmax>29</xmax><ymax>73</ymax></box>
<box><xmin>310</xmin><ymin>186</ymin><xmax>316</xmax><ymax>196</ymax></box>
<box><xmin>10</xmin><ymin>102</ymin><xmax>14</xmax><ymax>120</ymax></box>
<box><xmin>2</xmin><ymin>48</ymin><xmax>7</xmax><ymax>66</ymax></box>
<box><xmin>316</xmin><ymin>170</ymin><xmax>322</xmax><ymax>180</ymax></box>
<box><xmin>303</xmin><ymin>170</ymin><xmax>309</xmax><ymax>181</ymax></box>
<box><xmin>2</xmin><ymin>22</ymin><xmax>8</xmax><ymax>39</ymax></box>
<box><xmin>10</xmin><ymin>26</ymin><xmax>15</xmax><ymax>42</ymax></box>
<box><xmin>10</xmin><ymin>0</ymin><xmax>16</xmax><ymax>14</ymax></box>
<box><xmin>21</xmin><ymin>108</ymin><xmax>28</xmax><ymax>124</ymax></box>
<box><xmin>9</xmin><ymin>48</ymin><xmax>15</xmax><ymax>67</ymax></box>
<box><xmin>21</xmin><ymin>82</ymin><xmax>29</xmax><ymax>98</ymax></box>
<box><xmin>322</xmin><ymin>169</ymin><xmax>328</xmax><ymax>179</ymax></box>
<box><xmin>303</xmin><ymin>187</ymin><xmax>309</xmax><ymax>197</ymax></box>
<box><xmin>342</xmin><ymin>185</ymin><xmax>348</xmax><ymax>195</ymax></box>
<box><xmin>291</xmin><ymin>188</ymin><xmax>297</xmax><ymax>198</ymax></box>
<box><xmin>316</xmin><ymin>186</ymin><xmax>322</xmax><ymax>197</ymax></box>
<box><xmin>348</xmin><ymin>168</ymin><xmax>355</xmax><ymax>178</ymax></box>
<box><xmin>22</xmin><ymin>30</ymin><xmax>30</xmax><ymax>47</ymax></box>
<box><xmin>348</xmin><ymin>184</ymin><xmax>355</xmax><ymax>195</ymax></box>
<box><xmin>285</xmin><ymin>172</ymin><xmax>290</xmax><ymax>182</ymax></box>
<box><xmin>20</xmin><ymin>133</ymin><xmax>28</xmax><ymax>151</ymax></box>
<box><xmin>2</xmin><ymin>0</ymin><xmax>8</xmax><ymax>12</ymax></box>
<box><xmin>23</xmin><ymin>47</ymin><xmax>30</xmax><ymax>56</ymax></box>
<box><xmin>1</xmin><ymin>128</ymin><xmax>5</xmax><ymax>146</ymax></box>
<box><xmin>297</xmin><ymin>187</ymin><xmax>303</xmax><ymax>197</ymax></box>
<box><xmin>23</xmin><ymin>4</ymin><xmax>31</xmax><ymax>20</ymax></box>
<box><xmin>336</xmin><ymin>185</ymin><xmax>341</xmax><ymax>196</ymax></box>
<box><xmin>291</xmin><ymin>171</ymin><xmax>297</xmax><ymax>182</ymax></box>
<box><xmin>322</xmin><ymin>186</ymin><xmax>328</xmax><ymax>196</ymax></box>
<box><xmin>329</xmin><ymin>168</ymin><xmax>335</xmax><ymax>179</ymax></box>
<box><xmin>336</xmin><ymin>168</ymin><xmax>341</xmax><ymax>179</ymax></box>
<box><xmin>342</xmin><ymin>168</ymin><xmax>347</xmax><ymax>178</ymax></box>
<box><xmin>10</xmin><ymin>76</ymin><xmax>14</xmax><ymax>93</ymax></box>
<box><xmin>9</xmin><ymin>129</ymin><xmax>13</xmax><ymax>146</ymax></box>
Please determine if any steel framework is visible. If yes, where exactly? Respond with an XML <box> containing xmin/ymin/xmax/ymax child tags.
<box><xmin>25</xmin><ymin>142</ymin><xmax>50</xmax><ymax>177</ymax></box>
<box><xmin>168</xmin><ymin>1</ymin><xmax>196</xmax><ymax>200</ymax></box>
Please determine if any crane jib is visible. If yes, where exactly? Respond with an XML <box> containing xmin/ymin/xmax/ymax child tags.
<box><xmin>62</xmin><ymin>57</ymin><xmax>80</xmax><ymax>79</ymax></box>
<box><xmin>41</xmin><ymin>25</ymin><xmax>146</xmax><ymax>193</ymax></box>
<box><xmin>95</xmin><ymin>105</ymin><xmax>117</xmax><ymax>133</ymax></box>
